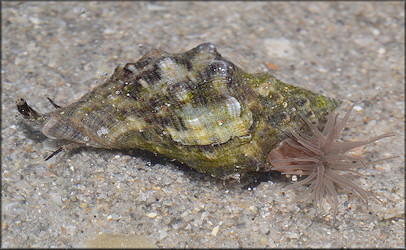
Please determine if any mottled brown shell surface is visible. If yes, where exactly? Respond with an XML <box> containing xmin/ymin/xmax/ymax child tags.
<box><xmin>18</xmin><ymin>43</ymin><xmax>340</xmax><ymax>179</ymax></box>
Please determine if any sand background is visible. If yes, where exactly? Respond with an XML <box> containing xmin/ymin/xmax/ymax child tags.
<box><xmin>2</xmin><ymin>1</ymin><xmax>404</xmax><ymax>248</ymax></box>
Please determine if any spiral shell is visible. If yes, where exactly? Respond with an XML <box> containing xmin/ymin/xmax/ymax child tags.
<box><xmin>17</xmin><ymin>43</ymin><xmax>340</xmax><ymax>179</ymax></box>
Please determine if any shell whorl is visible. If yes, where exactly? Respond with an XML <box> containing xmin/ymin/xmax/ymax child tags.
<box><xmin>36</xmin><ymin>43</ymin><xmax>339</xmax><ymax>178</ymax></box>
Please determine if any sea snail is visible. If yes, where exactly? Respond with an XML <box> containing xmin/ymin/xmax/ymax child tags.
<box><xmin>17</xmin><ymin>43</ymin><xmax>394</xmax><ymax>217</ymax></box>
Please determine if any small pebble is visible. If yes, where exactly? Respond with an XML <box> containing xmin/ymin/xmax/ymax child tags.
<box><xmin>211</xmin><ymin>225</ymin><xmax>220</xmax><ymax>236</ymax></box>
<box><xmin>378</xmin><ymin>48</ymin><xmax>386</xmax><ymax>54</ymax></box>
<box><xmin>146</xmin><ymin>212</ymin><xmax>158</xmax><ymax>218</ymax></box>
<box><xmin>353</xmin><ymin>105</ymin><xmax>363</xmax><ymax>111</ymax></box>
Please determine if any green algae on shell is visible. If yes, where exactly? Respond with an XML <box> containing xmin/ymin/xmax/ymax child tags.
<box><xmin>16</xmin><ymin>42</ymin><xmax>340</xmax><ymax>179</ymax></box>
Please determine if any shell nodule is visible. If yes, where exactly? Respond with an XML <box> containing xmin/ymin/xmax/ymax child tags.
<box><xmin>18</xmin><ymin>42</ymin><xmax>341</xmax><ymax>179</ymax></box>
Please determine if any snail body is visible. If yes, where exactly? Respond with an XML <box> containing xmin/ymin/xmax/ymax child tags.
<box><xmin>17</xmin><ymin>43</ymin><xmax>339</xmax><ymax>179</ymax></box>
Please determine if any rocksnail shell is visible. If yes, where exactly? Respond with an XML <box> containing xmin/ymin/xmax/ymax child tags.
<box><xmin>17</xmin><ymin>43</ymin><xmax>340</xmax><ymax>179</ymax></box>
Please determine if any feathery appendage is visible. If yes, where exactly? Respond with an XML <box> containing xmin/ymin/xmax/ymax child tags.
<box><xmin>268</xmin><ymin>105</ymin><xmax>395</xmax><ymax>219</ymax></box>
